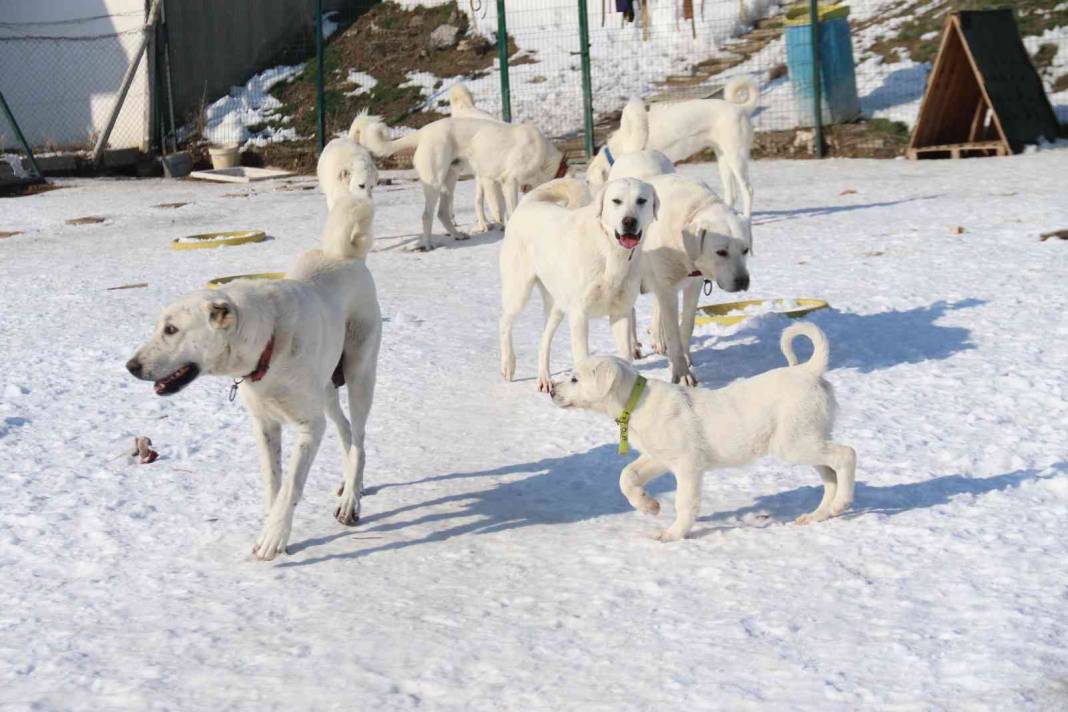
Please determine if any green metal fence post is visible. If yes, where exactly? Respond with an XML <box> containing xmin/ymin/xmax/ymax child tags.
<box><xmin>0</xmin><ymin>90</ymin><xmax>44</xmax><ymax>180</ymax></box>
<box><xmin>809</xmin><ymin>0</ymin><xmax>824</xmax><ymax>157</ymax></box>
<box><xmin>577</xmin><ymin>0</ymin><xmax>595</xmax><ymax>159</ymax></box>
<box><xmin>496</xmin><ymin>0</ymin><xmax>511</xmax><ymax>122</ymax></box>
<box><xmin>315</xmin><ymin>0</ymin><xmax>326</xmax><ymax>152</ymax></box>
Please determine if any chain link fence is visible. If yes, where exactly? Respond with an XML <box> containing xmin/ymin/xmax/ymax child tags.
<box><xmin>0</xmin><ymin>4</ymin><xmax>150</xmax><ymax>159</ymax></box>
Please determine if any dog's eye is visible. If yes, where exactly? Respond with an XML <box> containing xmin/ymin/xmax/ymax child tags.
<box><xmin>742</xmin><ymin>248</ymin><xmax>749</xmax><ymax>255</ymax></box>
<box><xmin>716</xmin><ymin>249</ymin><xmax>728</xmax><ymax>257</ymax></box>
<box><xmin>611</xmin><ymin>199</ymin><xmax>622</xmax><ymax>205</ymax></box>
<box><xmin>636</xmin><ymin>198</ymin><xmax>647</xmax><ymax>205</ymax></box>
<box><xmin>163</xmin><ymin>324</ymin><xmax>178</xmax><ymax>336</ymax></box>
<box><xmin>570</xmin><ymin>376</ymin><xmax>578</xmax><ymax>383</ymax></box>
<box><xmin>358</xmin><ymin>184</ymin><xmax>365</xmax><ymax>189</ymax></box>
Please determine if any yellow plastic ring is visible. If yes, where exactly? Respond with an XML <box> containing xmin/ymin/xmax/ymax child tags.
<box><xmin>172</xmin><ymin>230</ymin><xmax>267</xmax><ymax>250</ymax></box>
<box><xmin>695</xmin><ymin>298</ymin><xmax>830</xmax><ymax>327</ymax></box>
<box><xmin>206</xmin><ymin>272</ymin><xmax>285</xmax><ymax>288</ymax></box>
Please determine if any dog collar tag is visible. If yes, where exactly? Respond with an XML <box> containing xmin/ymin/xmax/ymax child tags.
<box><xmin>229</xmin><ymin>378</ymin><xmax>243</xmax><ymax>403</ymax></box>
<box><xmin>615</xmin><ymin>375</ymin><xmax>647</xmax><ymax>455</ymax></box>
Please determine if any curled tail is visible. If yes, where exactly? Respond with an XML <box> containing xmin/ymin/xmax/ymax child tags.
<box><xmin>348</xmin><ymin>109</ymin><xmax>420</xmax><ymax>157</ymax></box>
<box><xmin>524</xmin><ymin>177</ymin><xmax>591</xmax><ymax>210</ymax></box>
<box><xmin>724</xmin><ymin>76</ymin><xmax>760</xmax><ymax>114</ymax></box>
<box><xmin>781</xmin><ymin>322</ymin><xmax>829</xmax><ymax>374</ymax></box>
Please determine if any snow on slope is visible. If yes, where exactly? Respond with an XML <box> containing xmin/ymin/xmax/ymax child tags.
<box><xmin>2</xmin><ymin>150</ymin><xmax>1068</xmax><ymax>708</ymax></box>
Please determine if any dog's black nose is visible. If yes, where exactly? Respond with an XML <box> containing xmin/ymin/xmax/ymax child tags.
<box><xmin>736</xmin><ymin>274</ymin><xmax>750</xmax><ymax>291</ymax></box>
<box><xmin>126</xmin><ymin>358</ymin><xmax>143</xmax><ymax>376</ymax></box>
<box><xmin>621</xmin><ymin>216</ymin><xmax>638</xmax><ymax>232</ymax></box>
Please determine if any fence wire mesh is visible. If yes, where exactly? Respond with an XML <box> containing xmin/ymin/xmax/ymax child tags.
<box><xmin>0</xmin><ymin>8</ymin><xmax>149</xmax><ymax>156</ymax></box>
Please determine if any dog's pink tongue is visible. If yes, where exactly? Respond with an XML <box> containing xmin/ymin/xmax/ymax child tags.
<box><xmin>619</xmin><ymin>234</ymin><xmax>640</xmax><ymax>249</ymax></box>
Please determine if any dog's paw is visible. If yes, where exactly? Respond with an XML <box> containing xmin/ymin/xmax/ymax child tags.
<box><xmin>334</xmin><ymin>485</ymin><xmax>362</xmax><ymax>526</ymax></box>
<box><xmin>501</xmin><ymin>356</ymin><xmax>516</xmax><ymax>382</ymax></box>
<box><xmin>829</xmin><ymin>500</ymin><xmax>852</xmax><ymax>517</ymax></box>
<box><xmin>671</xmin><ymin>366</ymin><xmax>698</xmax><ymax>387</ymax></box>
<box><xmin>452</xmin><ymin>232</ymin><xmax>471</xmax><ymax>241</ymax></box>
<box><xmin>636</xmin><ymin>495</ymin><xmax>660</xmax><ymax>516</ymax></box>
<box><xmin>407</xmin><ymin>242</ymin><xmax>435</xmax><ymax>253</ymax></box>
<box><xmin>654</xmin><ymin>527</ymin><xmax>686</xmax><ymax>543</ymax></box>
<box><xmin>537</xmin><ymin>375</ymin><xmax>554</xmax><ymax>395</ymax></box>
<box><xmin>632</xmin><ymin>342</ymin><xmax>644</xmax><ymax>361</ymax></box>
<box><xmin>652</xmin><ymin>341</ymin><xmax>668</xmax><ymax>356</ymax></box>
<box><xmin>795</xmin><ymin>510</ymin><xmax>830</xmax><ymax>525</ymax></box>
<box><xmin>253</xmin><ymin>519</ymin><xmax>292</xmax><ymax>561</ymax></box>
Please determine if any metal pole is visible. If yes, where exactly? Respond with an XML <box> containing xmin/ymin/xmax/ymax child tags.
<box><xmin>159</xmin><ymin>0</ymin><xmax>178</xmax><ymax>153</ymax></box>
<box><xmin>577</xmin><ymin>0</ymin><xmax>595</xmax><ymax>159</ymax></box>
<box><xmin>496</xmin><ymin>0</ymin><xmax>511</xmax><ymax>122</ymax></box>
<box><xmin>316</xmin><ymin>0</ymin><xmax>326</xmax><ymax>152</ymax></box>
<box><xmin>93</xmin><ymin>0</ymin><xmax>162</xmax><ymax>164</ymax></box>
<box><xmin>0</xmin><ymin>90</ymin><xmax>44</xmax><ymax>179</ymax></box>
<box><xmin>809</xmin><ymin>0</ymin><xmax>824</xmax><ymax>157</ymax></box>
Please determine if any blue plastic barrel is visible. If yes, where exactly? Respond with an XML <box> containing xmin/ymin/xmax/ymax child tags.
<box><xmin>784</xmin><ymin>4</ymin><xmax>861</xmax><ymax>126</ymax></box>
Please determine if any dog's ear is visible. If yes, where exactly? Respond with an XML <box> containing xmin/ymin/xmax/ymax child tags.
<box><xmin>590</xmin><ymin>358</ymin><xmax>624</xmax><ymax>401</ymax></box>
<box><xmin>205</xmin><ymin>299</ymin><xmax>236</xmax><ymax>330</ymax></box>
<box><xmin>593</xmin><ymin>183</ymin><xmax>609</xmax><ymax>219</ymax></box>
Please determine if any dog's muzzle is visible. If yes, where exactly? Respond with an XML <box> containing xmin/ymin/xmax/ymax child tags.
<box><xmin>145</xmin><ymin>363</ymin><xmax>201</xmax><ymax>396</ymax></box>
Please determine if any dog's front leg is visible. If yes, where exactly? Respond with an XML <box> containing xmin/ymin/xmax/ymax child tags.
<box><xmin>253</xmin><ymin>416</ymin><xmax>325</xmax><ymax>561</ymax></box>
<box><xmin>619</xmin><ymin>454</ymin><xmax>667</xmax><ymax>515</ymax></box>
<box><xmin>610</xmin><ymin>312</ymin><xmax>635</xmax><ymax>363</ymax></box>
<box><xmin>679</xmin><ymin>279</ymin><xmax>702</xmax><ymax>367</ymax></box>
<box><xmin>437</xmin><ymin>169</ymin><xmax>469</xmax><ymax>241</ymax></box>
<box><xmin>654</xmin><ymin>288</ymin><xmax>697</xmax><ymax>386</ymax></box>
<box><xmin>252</xmin><ymin>418</ymin><xmax>282</xmax><ymax>516</ymax></box>
<box><xmin>567</xmin><ymin>311</ymin><xmax>591</xmax><ymax>363</ymax></box>
<box><xmin>537</xmin><ymin>307</ymin><xmax>565</xmax><ymax>393</ymax></box>
<box><xmin>657</xmin><ymin>469</ymin><xmax>703</xmax><ymax>542</ymax></box>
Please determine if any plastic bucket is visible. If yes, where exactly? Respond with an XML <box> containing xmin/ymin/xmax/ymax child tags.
<box><xmin>208</xmin><ymin>145</ymin><xmax>240</xmax><ymax>170</ymax></box>
<box><xmin>784</xmin><ymin>3</ymin><xmax>861</xmax><ymax>126</ymax></box>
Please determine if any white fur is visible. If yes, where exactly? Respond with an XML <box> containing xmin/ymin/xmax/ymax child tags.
<box><xmin>551</xmin><ymin>323</ymin><xmax>855</xmax><ymax>541</ymax></box>
<box><xmin>448</xmin><ymin>83</ymin><xmax>507</xmax><ymax>231</ymax></box>
<box><xmin>126</xmin><ymin>205</ymin><xmax>382</xmax><ymax>561</ymax></box>
<box><xmin>587</xmin><ymin>77</ymin><xmax>758</xmax><ymax>217</ymax></box>
<box><xmin>317</xmin><ymin>135</ymin><xmax>378</xmax><ymax>208</ymax></box>
<box><xmin>320</xmin><ymin>193</ymin><xmax>375</xmax><ymax>260</ymax></box>
<box><xmin>467</xmin><ymin>122</ymin><xmax>566</xmax><ymax>228</ymax></box>
<box><xmin>607</xmin><ymin>149</ymin><xmax>676</xmax><ymax>182</ymax></box>
<box><xmin>353</xmin><ymin>111</ymin><xmax>561</xmax><ymax>251</ymax></box>
<box><xmin>499</xmin><ymin>177</ymin><xmax>659</xmax><ymax>392</ymax></box>
<box><xmin>626</xmin><ymin>174</ymin><xmax>752</xmax><ymax>385</ymax></box>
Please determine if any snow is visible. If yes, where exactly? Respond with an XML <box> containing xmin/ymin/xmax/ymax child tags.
<box><xmin>344</xmin><ymin>70</ymin><xmax>378</xmax><ymax>98</ymax></box>
<box><xmin>2</xmin><ymin>150</ymin><xmax>1068</xmax><ymax>708</ymax></box>
<box><xmin>202</xmin><ymin>64</ymin><xmax>305</xmax><ymax>148</ymax></box>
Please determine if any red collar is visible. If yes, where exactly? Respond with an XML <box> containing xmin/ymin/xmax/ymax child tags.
<box><xmin>554</xmin><ymin>155</ymin><xmax>569</xmax><ymax>179</ymax></box>
<box><xmin>246</xmin><ymin>336</ymin><xmax>275</xmax><ymax>382</ymax></box>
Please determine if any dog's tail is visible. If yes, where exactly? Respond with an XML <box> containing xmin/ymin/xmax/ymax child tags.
<box><xmin>781</xmin><ymin>322</ymin><xmax>829</xmax><ymax>375</ymax></box>
<box><xmin>448</xmin><ymin>83</ymin><xmax>476</xmax><ymax>113</ymax></box>
<box><xmin>524</xmin><ymin>177</ymin><xmax>591</xmax><ymax>210</ymax></box>
<box><xmin>323</xmin><ymin>193</ymin><xmax>375</xmax><ymax>260</ymax></box>
<box><xmin>724</xmin><ymin>76</ymin><xmax>760</xmax><ymax>114</ymax></box>
<box><xmin>617</xmin><ymin>96</ymin><xmax>649</xmax><ymax>152</ymax></box>
<box><xmin>348</xmin><ymin>109</ymin><xmax>419</xmax><ymax>157</ymax></box>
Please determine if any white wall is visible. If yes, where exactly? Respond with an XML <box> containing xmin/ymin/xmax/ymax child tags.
<box><xmin>0</xmin><ymin>0</ymin><xmax>148</xmax><ymax>151</ymax></box>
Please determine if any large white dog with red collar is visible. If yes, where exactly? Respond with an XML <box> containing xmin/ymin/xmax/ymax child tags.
<box><xmin>126</xmin><ymin>198</ymin><xmax>381</xmax><ymax>560</ymax></box>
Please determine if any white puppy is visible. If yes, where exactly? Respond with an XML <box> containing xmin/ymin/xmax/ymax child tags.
<box><xmin>499</xmin><ymin>177</ymin><xmax>658</xmax><ymax>392</ymax></box>
<box><xmin>126</xmin><ymin>203</ymin><xmax>381</xmax><ymax>561</ymax></box>
<box><xmin>632</xmin><ymin>174</ymin><xmax>751</xmax><ymax>384</ymax></box>
<box><xmin>587</xmin><ymin>77</ymin><xmax>759</xmax><ymax>217</ymax></box>
<box><xmin>551</xmin><ymin>323</ymin><xmax>855</xmax><ymax>541</ymax></box>
<box><xmin>317</xmin><ymin>134</ymin><xmax>378</xmax><ymax>208</ymax></box>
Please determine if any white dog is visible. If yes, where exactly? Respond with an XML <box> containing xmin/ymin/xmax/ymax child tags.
<box><xmin>126</xmin><ymin>203</ymin><xmax>381</xmax><ymax>560</ymax></box>
<box><xmin>608</xmin><ymin>149</ymin><xmax>676</xmax><ymax>182</ymax></box>
<box><xmin>448</xmin><ymin>83</ymin><xmax>505</xmax><ymax>230</ymax></box>
<box><xmin>631</xmin><ymin>174</ymin><xmax>752</xmax><ymax>385</ymax></box>
<box><xmin>499</xmin><ymin>177</ymin><xmax>658</xmax><ymax>392</ymax></box>
<box><xmin>587</xmin><ymin>77</ymin><xmax>759</xmax><ymax>217</ymax></box>
<box><xmin>351</xmin><ymin>111</ymin><xmax>565</xmax><ymax>250</ymax></box>
<box><xmin>551</xmin><ymin>323</ymin><xmax>855</xmax><ymax>541</ymax></box>
<box><xmin>448</xmin><ymin>82</ymin><xmax>496</xmax><ymax>121</ymax></box>
<box><xmin>468</xmin><ymin>122</ymin><xmax>567</xmax><ymax>228</ymax></box>
<box><xmin>316</xmin><ymin>134</ymin><xmax>378</xmax><ymax>208</ymax></box>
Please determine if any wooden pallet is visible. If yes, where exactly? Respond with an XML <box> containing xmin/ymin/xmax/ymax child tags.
<box><xmin>906</xmin><ymin>140</ymin><xmax>1008</xmax><ymax>160</ymax></box>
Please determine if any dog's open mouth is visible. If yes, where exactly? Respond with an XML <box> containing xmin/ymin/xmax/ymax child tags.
<box><xmin>153</xmin><ymin>364</ymin><xmax>200</xmax><ymax>396</ymax></box>
<box><xmin>615</xmin><ymin>230</ymin><xmax>642</xmax><ymax>250</ymax></box>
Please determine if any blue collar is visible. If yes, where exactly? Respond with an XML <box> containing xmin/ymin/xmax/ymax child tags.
<box><xmin>602</xmin><ymin>145</ymin><xmax>615</xmax><ymax>166</ymax></box>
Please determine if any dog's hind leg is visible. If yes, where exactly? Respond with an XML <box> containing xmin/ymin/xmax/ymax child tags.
<box><xmin>474</xmin><ymin>176</ymin><xmax>490</xmax><ymax>232</ymax></box>
<box><xmin>789</xmin><ymin>443</ymin><xmax>856</xmax><ymax>524</ymax></box>
<box><xmin>437</xmin><ymin>168</ymin><xmax>469</xmax><ymax>241</ymax></box>
<box><xmin>253</xmin><ymin>415</ymin><xmax>326</xmax><ymax>560</ymax></box>
<box><xmin>252</xmin><ymin>417</ymin><xmax>282</xmax><ymax>516</ymax></box>
<box><xmin>418</xmin><ymin>182</ymin><xmax>440</xmax><ymax>251</ymax></box>
<box><xmin>716</xmin><ymin>154</ymin><xmax>737</xmax><ymax>212</ymax></box>
<box><xmin>657</xmin><ymin>468</ymin><xmax>703</xmax><ymax>542</ymax></box>
<box><xmin>324</xmin><ymin>385</ymin><xmax>352</xmax><ymax>496</ymax></box>
<box><xmin>620</xmin><ymin>454</ymin><xmax>667</xmax><ymax>515</ymax></box>
<box><xmin>336</xmin><ymin>326</ymin><xmax>381</xmax><ymax>526</ymax></box>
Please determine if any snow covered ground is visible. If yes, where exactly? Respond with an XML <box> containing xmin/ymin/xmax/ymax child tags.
<box><xmin>2</xmin><ymin>151</ymin><xmax>1068</xmax><ymax>709</ymax></box>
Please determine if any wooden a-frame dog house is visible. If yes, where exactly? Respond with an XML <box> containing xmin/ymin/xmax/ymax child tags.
<box><xmin>907</xmin><ymin>9</ymin><xmax>1060</xmax><ymax>160</ymax></box>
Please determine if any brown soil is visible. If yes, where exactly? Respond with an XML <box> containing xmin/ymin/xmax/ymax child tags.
<box><xmin>65</xmin><ymin>216</ymin><xmax>107</xmax><ymax>225</ymax></box>
<box><xmin>0</xmin><ymin>181</ymin><xmax>63</xmax><ymax>198</ymax></box>
<box><xmin>0</xmin><ymin>230</ymin><xmax>24</xmax><ymax>239</ymax></box>
<box><xmin>153</xmin><ymin>202</ymin><xmax>189</xmax><ymax>209</ymax></box>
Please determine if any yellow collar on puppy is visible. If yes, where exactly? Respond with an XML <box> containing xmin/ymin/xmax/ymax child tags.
<box><xmin>616</xmin><ymin>375</ymin><xmax>647</xmax><ymax>455</ymax></box>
